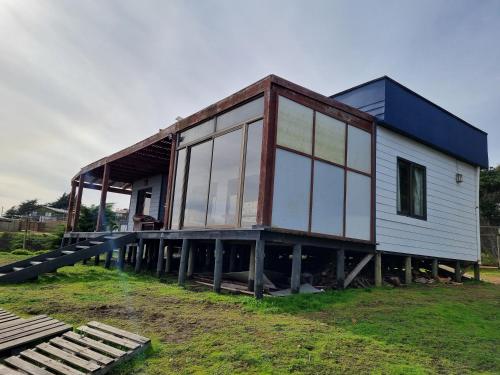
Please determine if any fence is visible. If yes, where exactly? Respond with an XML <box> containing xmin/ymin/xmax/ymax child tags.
<box><xmin>480</xmin><ymin>225</ymin><xmax>500</xmax><ymax>266</ymax></box>
<box><xmin>0</xmin><ymin>219</ymin><xmax>65</xmax><ymax>233</ymax></box>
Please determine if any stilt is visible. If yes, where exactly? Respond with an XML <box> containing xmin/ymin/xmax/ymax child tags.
<box><xmin>156</xmin><ymin>238</ymin><xmax>165</xmax><ymax>278</ymax></box>
<box><xmin>131</xmin><ymin>246</ymin><xmax>136</xmax><ymax>266</ymax></box>
<box><xmin>104</xmin><ymin>250</ymin><xmax>113</xmax><ymax>269</ymax></box>
<box><xmin>455</xmin><ymin>260</ymin><xmax>462</xmax><ymax>282</ymax></box>
<box><xmin>474</xmin><ymin>262</ymin><xmax>480</xmax><ymax>281</ymax></box>
<box><xmin>213</xmin><ymin>239</ymin><xmax>224</xmax><ymax>293</ymax></box>
<box><xmin>165</xmin><ymin>244</ymin><xmax>172</xmax><ymax>273</ymax></box>
<box><xmin>254</xmin><ymin>240</ymin><xmax>265</xmax><ymax>299</ymax></box>
<box><xmin>374</xmin><ymin>252</ymin><xmax>382</xmax><ymax>287</ymax></box>
<box><xmin>178</xmin><ymin>239</ymin><xmax>190</xmax><ymax>286</ymax></box>
<box><xmin>187</xmin><ymin>243</ymin><xmax>195</xmax><ymax>279</ymax></box>
<box><xmin>117</xmin><ymin>245</ymin><xmax>126</xmax><ymax>271</ymax></box>
<box><xmin>135</xmin><ymin>238</ymin><xmax>144</xmax><ymax>273</ymax></box>
<box><xmin>291</xmin><ymin>244</ymin><xmax>302</xmax><ymax>294</ymax></box>
<box><xmin>94</xmin><ymin>254</ymin><xmax>100</xmax><ymax>266</ymax></box>
<box><xmin>60</xmin><ymin>236</ymin><xmax>66</xmax><ymax>249</ymax></box>
<box><xmin>126</xmin><ymin>244</ymin><xmax>133</xmax><ymax>264</ymax></box>
<box><xmin>431</xmin><ymin>258</ymin><xmax>438</xmax><ymax>279</ymax></box>
<box><xmin>405</xmin><ymin>256</ymin><xmax>412</xmax><ymax>284</ymax></box>
<box><xmin>336</xmin><ymin>248</ymin><xmax>345</xmax><ymax>289</ymax></box>
<box><xmin>82</xmin><ymin>258</ymin><xmax>88</xmax><ymax>265</ymax></box>
<box><xmin>248</xmin><ymin>243</ymin><xmax>255</xmax><ymax>291</ymax></box>
<box><xmin>229</xmin><ymin>246</ymin><xmax>236</xmax><ymax>272</ymax></box>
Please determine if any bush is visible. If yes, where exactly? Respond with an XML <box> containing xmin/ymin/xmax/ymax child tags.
<box><xmin>11</xmin><ymin>249</ymin><xmax>34</xmax><ymax>255</ymax></box>
<box><xmin>0</xmin><ymin>231</ymin><xmax>58</xmax><ymax>252</ymax></box>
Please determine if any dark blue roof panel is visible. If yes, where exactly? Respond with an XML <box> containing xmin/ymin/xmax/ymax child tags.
<box><xmin>332</xmin><ymin>77</ymin><xmax>488</xmax><ymax>168</ymax></box>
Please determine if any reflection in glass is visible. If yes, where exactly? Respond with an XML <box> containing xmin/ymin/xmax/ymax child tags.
<box><xmin>241</xmin><ymin>121</ymin><xmax>263</xmax><ymax>227</ymax></box>
<box><xmin>207</xmin><ymin>129</ymin><xmax>243</xmax><ymax>226</ymax></box>
<box><xmin>347</xmin><ymin>125</ymin><xmax>371</xmax><ymax>174</ymax></box>
<box><xmin>170</xmin><ymin>149</ymin><xmax>186</xmax><ymax>229</ymax></box>
<box><xmin>315</xmin><ymin>112</ymin><xmax>345</xmax><ymax>165</ymax></box>
<box><xmin>183</xmin><ymin>141</ymin><xmax>212</xmax><ymax>227</ymax></box>
<box><xmin>216</xmin><ymin>96</ymin><xmax>264</xmax><ymax>131</ymax></box>
<box><xmin>276</xmin><ymin>96</ymin><xmax>313</xmax><ymax>154</ymax></box>
<box><xmin>345</xmin><ymin>171</ymin><xmax>371</xmax><ymax>240</ymax></box>
<box><xmin>179</xmin><ymin>119</ymin><xmax>215</xmax><ymax>147</ymax></box>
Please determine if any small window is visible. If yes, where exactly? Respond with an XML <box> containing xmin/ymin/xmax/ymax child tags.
<box><xmin>136</xmin><ymin>188</ymin><xmax>152</xmax><ymax>216</ymax></box>
<box><xmin>397</xmin><ymin>158</ymin><xmax>426</xmax><ymax>220</ymax></box>
<box><xmin>276</xmin><ymin>96</ymin><xmax>313</xmax><ymax>154</ymax></box>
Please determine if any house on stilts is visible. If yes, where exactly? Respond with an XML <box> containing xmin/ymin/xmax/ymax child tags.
<box><xmin>0</xmin><ymin>75</ymin><xmax>488</xmax><ymax>297</ymax></box>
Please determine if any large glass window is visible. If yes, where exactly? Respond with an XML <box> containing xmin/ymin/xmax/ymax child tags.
<box><xmin>272</xmin><ymin>149</ymin><xmax>311</xmax><ymax>231</ymax></box>
<box><xmin>183</xmin><ymin>141</ymin><xmax>213</xmax><ymax>227</ymax></box>
<box><xmin>170</xmin><ymin>148</ymin><xmax>186</xmax><ymax>229</ymax></box>
<box><xmin>345</xmin><ymin>171</ymin><xmax>371</xmax><ymax>240</ymax></box>
<box><xmin>397</xmin><ymin>158</ymin><xmax>426</xmax><ymax>219</ymax></box>
<box><xmin>315</xmin><ymin>112</ymin><xmax>345</xmax><ymax>165</ymax></box>
<box><xmin>347</xmin><ymin>125</ymin><xmax>371</xmax><ymax>174</ymax></box>
<box><xmin>207</xmin><ymin>129</ymin><xmax>243</xmax><ymax>226</ymax></box>
<box><xmin>241</xmin><ymin>120</ymin><xmax>263</xmax><ymax>227</ymax></box>
<box><xmin>311</xmin><ymin>161</ymin><xmax>344</xmax><ymax>236</ymax></box>
<box><xmin>179</xmin><ymin>119</ymin><xmax>215</xmax><ymax>147</ymax></box>
<box><xmin>216</xmin><ymin>97</ymin><xmax>264</xmax><ymax>131</ymax></box>
<box><xmin>276</xmin><ymin>96</ymin><xmax>313</xmax><ymax>154</ymax></box>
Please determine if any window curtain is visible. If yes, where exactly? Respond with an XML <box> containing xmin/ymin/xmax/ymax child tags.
<box><xmin>412</xmin><ymin>168</ymin><xmax>424</xmax><ymax>216</ymax></box>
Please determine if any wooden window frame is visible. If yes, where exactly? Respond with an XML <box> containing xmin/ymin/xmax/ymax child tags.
<box><xmin>396</xmin><ymin>157</ymin><xmax>427</xmax><ymax>221</ymax></box>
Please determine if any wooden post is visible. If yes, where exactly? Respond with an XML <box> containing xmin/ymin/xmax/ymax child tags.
<box><xmin>248</xmin><ymin>243</ymin><xmax>255</xmax><ymax>291</ymax></box>
<box><xmin>72</xmin><ymin>175</ymin><xmax>84</xmax><ymax>231</ymax></box>
<box><xmin>336</xmin><ymin>248</ymin><xmax>345</xmax><ymax>289</ymax></box>
<box><xmin>95</xmin><ymin>163</ymin><xmax>110</xmax><ymax>232</ymax></box>
<box><xmin>229</xmin><ymin>246</ymin><xmax>236</xmax><ymax>272</ymax></box>
<box><xmin>117</xmin><ymin>246</ymin><xmax>126</xmax><ymax>271</ymax></box>
<box><xmin>65</xmin><ymin>181</ymin><xmax>76</xmax><ymax>232</ymax></box>
<box><xmin>156</xmin><ymin>238</ymin><xmax>165</xmax><ymax>278</ymax></box>
<box><xmin>431</xmin><ymin>258</ymin><xmax>438</xmax><ymax>279</ymax></box>
<box><xmin>254</xmin><ymin>240</ymin><xmax>265</xmax><ymax>299</ymax></box>
<box><xmin>104</xmin><ymin>249</ymin><xmax>113</xmax><ymax>269</ymax></box>
<box><xmin>178</xmin><ymin>239</ymin><xmax>190</xmax><ymax>286</ymax></box>
<box><xmin>213</xmin><ymin>239</ymin><xmax>224</xmax><ymax>293</ymax></box>
<box><xmin>405</xmin><ymin>256</ymin><xmax>412</xmax><ymax>284</ymax></box>
<box><xmin>94</xmin><ymin>254</ymin><xmax>100</xmax><ymax>266</ymax></box>
<box><xmin>291</xmin><ymin>244</ymin><xmax>302</xmax><ymax>294</ymax></box>
<box><xmin>163</xmin><ymin>134</ymin><xmax>177</xmax><ymax>229</ymax></box>
<box><xmin>374</xmin><ymin>252</ymin><xmax>382</xmax><ymax>287</ymax></box>
<box><xmin>474</xmin><ymin>262</ymin><xmax>480</xmax><ymax>281</ymax></box>
<box><xmin>455</xmin><ymin>260</ymin><xmax>462</xmax><ymax>282</ymax></box>
<box><xmin>165</xmin><ymin>244</ymin><xmax>172</xmax><ymax>273</ymax></box>
<box><xmin>135</xmin><ymin>238</ymin><xmax>144</xmax><ymax>273</ymax></box>
<box><xmin>126</xmin><ymin>245</ymin><xmax>133</xmax><ymax>264</ymax></box>
<box><xmin>187</xmin><ymin>243</ymin><xmax>195</xmax><ymax>279</ymax></box>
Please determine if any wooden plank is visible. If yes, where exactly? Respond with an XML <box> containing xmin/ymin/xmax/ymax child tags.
<box><xmin>0</xmin><ymin>324</ymin><xmax>71</xmax><ymax>352</ymax></box>
<box><xmin>37</xmin><ymin>342</ymin><xmax>101</xmax><ymax>372</ymax></box>
<box><xmin>0</xmin><ymin>316</ymin><xmax>19</xmax><ymax>324</ymax></box>
<box><xmin>344</xmin><ymin>254</ymin><xmax>374</xmax><ymax>288</ymax></box>
<box><xmin>4</xmin><ymin>356</ymin><xmax>54</xmax><ymax>375</ymax></box>
<box><xmin>21</xmin><ymin>349</ymin><xmax>85</xmax><ymax>375</ymax></box>
<box><xmin>0</xmin><ymin>318</ymin><xmax>26</xmax><ymax>330</ymax></box>
<box><xmin>86</xmin><ymin>321</ymin><xmax>150</xmax><ymax>344</ymax></box>
<box><xmin>50</xmin><ymin>336</ymin><xmax>114</xmax><ymax>365</ymax></box>
<box><xmin>0</xmin><ymin>363</ymin><xmax>25</xmax><ymax>375</ymax></box>
<box><xmin>0</xmin><ymin>316</ymin><xmax>52</xmax><ymax>335</ymax></box>
<box><xmin>0</xmin><ymin>320</ymin><xmax>66</xmax><ymax>342</ymax></box>
<box><xmin>78</xmin><ymin>326</ymin><xmax>140</xmax><ymax>350</ymax></box>
<box><xmin>63</xmin><ymin>331</ymin><xmax>125</xmax><ymax>358</ymax></box>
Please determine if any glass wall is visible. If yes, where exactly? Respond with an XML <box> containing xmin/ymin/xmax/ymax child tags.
<box><xmin>171</xmin><ymin>96</ymin><xmax>264</xmax><ymax>229</ymax></box>
<box><xmin>272</xmin><ymin>95</ymin><xmax>373</xmax><ymax>241</ymax></box>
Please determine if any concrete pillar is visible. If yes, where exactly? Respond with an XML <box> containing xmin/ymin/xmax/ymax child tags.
<box><xmin>135</xmin><ymin>238</ymin><xmax>144</xmax><ymax>273</ymax></box>
<box><xmin>291</xmin><ymin>244</ymin><xmax>302</xmax><ymax>294</ymax></box>
<box><xmin>165</xmin><ymin>245</ymin><xmax>172</xmax><ymax>273</ymax></box>
<box><xmin>431</xmin><ymin>258</ymin><xmax>438</xmax><ymax>279</ymax></box>
<box><xmin>178</xmin><ymin>239</ymin><xmax>190</xmax><ymax>286</ymax></box>
<box><xmin>474</xmin><ymin>262</ymin><xmax>480</xmax><ymax>281</ymax></box>
<box><xmin>374</xmin><ymin>252</ymin><xmax>382</xmax><ymax>287</ymax></box>
<box><xmin>213</xmin><ymin>239</ymin><xmax>224</xmax><ymax>293</ymax></box>
<box><xmin>156</xmin><ymin>238</ymin><xmax>165</xmax><ymax>278</ymax></box>
<box><xmin>254</xmin><ymin>240</ymin><xmax>265</xmax><ymax>299</ymax></box>
<box><xmin>248</xmin><ymin>243</ymin><xmax>255</xmax><ymax>291</ymax></box>
<box><xmin>117</xmin><ymin>245</ymin><xmax>126</xmax><ymax>271</ymax></box>
<box><xmin>336</xmin><ymin>248</ymin><xmax>345</xmax><ymax>289</ymax></box>
<box><xmin>405</xmin><ymin>256</ymin><xmax>412</xmax><ymax>284</ymax></box>
<box><xmin>104</xmin><ymin>249</ymin><xmax>113</xmax><ymax>269</ymax></box>
<box><xmin>455</xmin><ymin>260</ymin><xmax>462</xmax><ymax>282</ymax></box>
<box><xmin>187</xmin><ymin>243</ymin><xmax>195</xmax><ymax>279</ymax></box>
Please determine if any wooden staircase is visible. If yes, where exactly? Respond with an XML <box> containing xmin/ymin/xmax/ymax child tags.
<box><xmin>0</xmin><ymin>233</ymin><xmax>136</xmax><ymax>283</ymax></box>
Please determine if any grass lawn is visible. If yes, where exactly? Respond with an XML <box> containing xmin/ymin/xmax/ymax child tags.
<box><xmin>0</xmin><ymin>253</ymin><xmax>498</xmax><ymax>375</ymax></box>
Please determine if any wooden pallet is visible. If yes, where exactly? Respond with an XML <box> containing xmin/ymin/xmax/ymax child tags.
<box><xmin>2</xmin><ymin>321</ymin><xmax>150</xmax><ymax>374</ymax></box>
<box><xmin>0</xmin><ymin>310</ymin><xmax>71</xmax><ymax>354</ymax></box>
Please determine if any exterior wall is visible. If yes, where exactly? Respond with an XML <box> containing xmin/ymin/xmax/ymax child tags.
<box><xmin>376</xmin><ymin>126</ymin><xmax>480</xmax><ymax>261</ymax></box>
<box><xmin>127</xmin><ymin>174</ymin><xmax>164</xmax><ymax>230</ymax></box>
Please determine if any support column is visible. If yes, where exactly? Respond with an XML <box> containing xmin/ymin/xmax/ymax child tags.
<box><xmin>336</xmin><ymin>248</ymin><xmax>345</xmax><ymax>289</ymax></box>
<box><xmin>156</xmin><ymin>238</ymin><xmax>165</xmax><ymax>278</ymax></box>
<box><xmin>65</xmin><ymin>181</ymin><xmax>76</xmax><ymax>232</ymax></box>
<box><xmin>163</xmin><ymin>134</ymin><xmax>177</xmax><ymax>229</ymax></box>
<box><xmin>165</xmin><ymin>244</ymin><xmax>172</xmax><ymax>273</ymax></box>
<box><xmin>135</xmin><ymin>238</ymin><xmax>144</xmax><ymax>273</ymax></box>
<box><xmin>117</xmin><ymin>245</ymin><xmax>126</xmax><ymax>271</ymax></box>
<box><xmin>431</xmin><ymin>258</ymin><xmax>439</xmax><ymax>279</ymax></box>
<box><xmin>94</xmin><ymin>254</ymin><xmax>100</xmax><ymax>266</ymax></box>
<box><xmin>72</xmin><ymin>175</ymin><xmax>84</xmax><ymax>231</ymax></box>
<box><xmin>95</xmin><ymin>163</ymin><xmax>110</xmax><ymax>232</ymax></box>
<box><xmin>104</xmin><ymin>249</ymin><xmax>113</xmax><ymax>269</ymax></box>
<box><xmin>187</xmin><ymin>243</ymin><xmax>195</xmax><ymax>279</ymax></box>
<box><xmin>405</xmin><ymin>256</ymin><xmax>412</xmax><ymax>284</ymax></box>
<box><xmin>248</xmin><ymin>243</ymin><xmax>255</xmax><ymax>291</ymax></box>
<box><xmin>374</xmin><ymin>252</ymin><xmax>382</xmax><ymax>287</ymax></box>
<box><xmin>213</xmin><ymin>239</ymin><xmax>224</xmax><ymax>293</ymax></box>
<box><xmin>455</xmin><ymin>260</ymin><xmax>462</xmax><ymax>282</ymax></box>
<box><xmin>291</xmin><ymin>244</ymin><xmax>302</xmax><ymax>294</ymax></box>
<box><xmin>178</xmin><ymin>239</ymin><xmax>190</xmax><ymax>286</ymax></box>
<box><xmin>228</xmin><ymin>246</ymin><xmax>236</xmax><ymax>272</ymax></box>
<box><xmin>254</xmin><ymin>240</ymin><xmax>265</xmax><ymax>299</ymax></box>
<box><xmin>126</xmin><ymin>245</ymin><xmax>133</xmax><ymax>264</ymax></box>
<box><xmin>474</xmin><ymin>262</ymin><xmax>480</xmax><ymax>281</ymax></box>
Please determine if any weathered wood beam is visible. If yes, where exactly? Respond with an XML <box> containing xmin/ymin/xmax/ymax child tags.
<box><xmin>117</xmin><ymin>246</ymin><xmax>126</xmax><ymax>271</ymax></box>
<box><xmin>248</xmin><ymin>243</ymin><xmax>255</xmax><ymax>291</ymax></box>
<box><xmin>405</xmin><ymin>256</ymin><xmax>412</xmax><ymax>284</ymax></box>
<box><xmin>95</xmin><ymin>164</ymin><xmax>110</xmax><ymax>232</ymax></box>
<box><xmin>336</xmin><ymin>248</ymin><xmax>345</xmax><ymax>289</ymax></box>
<box><xmin>178</xmin><ymin>239</ymin><xmax>190</xmax><ymax>286</ymax></box>
<box><xmin>213</xmin><ymin>239</ymin><xmax>224</xmax><ymax>293</ymax></box>
<box><xmin>187</xmin><ymin>242</ymin><xmax>195</xmax><ymax>279</ymax></box>
<box><xmin>291</xmin><ymin>244</ymin><xmax>302</xmax><ymax>294</ymax></box>
<box><xmin>83</xmin><ymin>182</ymin><xmax>132</xmax><ymax>195</ymax></box>
<box><xmin>156</xmin><ymin>238</ymin><xmax>165</xmax><ymax>278</ymax></box>
<box><xmin>65</xmin><ymin>181</ymin><xmax>76</xmax><ymax>232</ymax></box>
<box><xmin>474</xmin><ymin>262</ymin><xmax>480</xmax><ymax>281</ymax></box>
<box><xmin>72</xmin><ymin>176</ymin><xmax>84</xmax><ymax>231</ymax></box>
<box><xmin>455</xmin><ymin>260</ymin><xmax>462</xmax><ymax>282</ymax></box>
<box><xmin>135</xmin><ymin>238</ymin><xmax>144</xmax><ymax>273</ymax></box>
<box><xmin>165</xmin><ymin>244</ymin><xmax>172</xmax><ymax>273</ymax></box>
<box><xmin>374</xmin><ymin>252</ymin><xmax>382</xmax><ymax>287</ymax></box>
<box><xmin>254</xmin><ymin>240</ymin><xmax>265</xmax><ymax>299</ymax></box>
<box><xmin>344</xmin><ymin>254</ymin><xmax>374</xmax><ymax>288</ymax></box>
<box><xmin>432</xmin><ymin>258</ymin><xmax>438</xmax><ymax>279</ymax></box>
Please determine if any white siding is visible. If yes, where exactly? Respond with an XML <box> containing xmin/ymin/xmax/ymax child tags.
<box><xmin>376</xmin><ymin>127</ymin><xmax>480</xmax><ymax>261</ymax></box>
<box><xmin>127</xmin><ymin>174</ymin><xmax>164</xmax><ymax>230</ymax></box>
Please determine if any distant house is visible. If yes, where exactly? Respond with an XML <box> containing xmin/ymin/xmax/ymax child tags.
<box><xmin>30</xmin><ymin>206</ymin><xmax>68</xmax><ymax>222</ymax></box>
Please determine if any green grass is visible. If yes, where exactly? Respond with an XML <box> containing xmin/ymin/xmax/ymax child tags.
<box><xmin>0</xmin><ymin>253</ymin><xmax>498</xmax><ymax>374</ymax></box>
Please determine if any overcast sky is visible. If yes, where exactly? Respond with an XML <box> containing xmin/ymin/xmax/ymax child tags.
<box><xmin>0</xmin><ymin>0</ymin><xmax>499</xmax><ymax>213</ymax></box>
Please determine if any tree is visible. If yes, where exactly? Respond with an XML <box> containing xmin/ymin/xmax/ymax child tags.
<box><xmin>3</xmin><ymin>206</ymin><xmax>18</xmax><ymax>218</ymax></box>
<box><xmin>480</xmin><ymin>166</ymin><xmax>500</xmax><ymax>225</ymax></box>
<box><xmin>48</xmin><ymin>193</ymin><xmax>70</xmax><ymax>209</ymax></box>
<box><xmin>77</xmin><ymin>204</ymin><xmax>118</xmax><ymax>232</ymax></box>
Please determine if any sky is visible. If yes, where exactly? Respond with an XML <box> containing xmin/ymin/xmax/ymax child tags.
<box><xmin>0</xmin><ymin>0</ymin><xmax>499</xmax><ymax>213</ymax></box>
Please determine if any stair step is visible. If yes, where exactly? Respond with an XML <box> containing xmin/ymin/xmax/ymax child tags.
<box><xmin>89</xmin><ymin>241</ymin><xmax>103</xmax><ymax>245</ymax></box>
<box><xmin>62</xmin><ymin>251</ymin><xmax>75</xmax><ymax>255</ymax></box>
<box><xmin>76</xmin><ymin>245</ymin><xmax>90</xmax><ymax>249</ymax></box>
<box><xmin>45</xmin><ymin>257</ymin><xmax>56</xmax><ymax>261</ymax></box>
<box><xmin>104</xmin><ymin>236</ymin><xmax>122</xmax><ymax>240</ymax></box>
<box><xmin>12</xmin><ymin>267</ymin><xmax>24</xmax><ymax>272</ymax></box>
<box><xmin>30</xmin><ymin>261</ymin><xmax>42</xmax><ymax>266</ymax></box>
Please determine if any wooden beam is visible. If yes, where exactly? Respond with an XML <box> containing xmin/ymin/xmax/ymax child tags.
<box><xmin>72</xmin><ymin>176</ymin><xmax>84</xmax><ymax>231</ymax></box>
<box><xmin>336</xmin><ymin>248</ymin><xmax>345</xmax><ymax>289</ymax></box>
<box><xmin>344</xmin><ymin>254</ymin><xmax>374</xmax><ymax>288</ymax></box>
<box><xmin>431</xmin><ymin>258</ymin><xmax>438</xmax><ymax>279</ymax></box>
<box><xmin>165</xmin><ymin>244</ymin><xmax>172</xmax><ymax>273</ymax></box>
<box><xmin>134</xmin><ymin>238</ymin><xmax>144</xmax><ymax>273</ymax></box>
<box><xmin>95</xmin><ymin>164</ymin><xmax>110</xmax><ymax>232</ymax></box>
<box><xmin>455</xmin><ymin>260</ymin><xmax>462</xmax><ymax>282</ymax></box>
<box><xmin>374</xmin><ymin>252</ymin><xmax>382</xmax><ymax>287</ymax></box>
<box><xmin>163</xmin><ymin>136</ymin><xmax>177</xmax><ymax>229</ymax></box>
<box><xmin>156</xmin><ymin>238</ymin><xmax>165</xmax><ymax>278</ymax></box>
<box><xmin>82</xmin><ymin>182</ymin><xmax>131</xmax><ymax>195</ymax></box>
<box><xmin>178</xmin><ymin>239</ymin><xmax>189</xmax><ymax>286</ymax></box>
<box><xmin>104</xmin><ymin>249</ymin><xmax>113</xmax><ymax>269</ymax></box>
<box><xmin>117</xmin><ymin>246</ymin><xmax>126</xmax><ymax>271</ymax></box>
<box><xmin>474</xmin><ymin>262</ymin><xmax>480</xmax><ymax>281</ymax></box>
<box><xmin>65</xmin><ymin>181</ymin><xmax>76</xmax><ymax>232</ymax></box>
<box><xmin>248</xmin><ymin>243</ymin><xmax>255</xmax><ymax>291</ymax></box>
<box><xmin>291</xmin><ymin>244</ymin><xmax>302</xmax><ymax>294</ymax></box>
<box><xmin>187</xmin><ymin>243</ymin><xmax>195</xmax><ymax>279</ymax></box>
<box><xmin>213</xmin><ymin>239</ymin><xmax>224</xmax><ymax>293</ymax></box>
<box><xmin>254</xmin><ymin>240</ymin><xmax>265</xmax><ymax>299</ymax></box>
<box><xmin>405</xmin><ymin>256</ymin><xmax>412</xmax><ymax>284</ymax></box>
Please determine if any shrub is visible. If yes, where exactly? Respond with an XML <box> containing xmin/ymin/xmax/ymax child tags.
<box><xmin>11</xmin><ymin>249</ymin><xmax>34</xmax><ymax>255</ymax></box>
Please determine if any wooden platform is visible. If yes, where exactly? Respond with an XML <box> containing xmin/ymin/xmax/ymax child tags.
<box><xmin>0</xmin><ymin>310</ymin><xmax>71</xmax><ymax>354</ymax></box>
<box><xmin>2</xmin><ymin>321</ymin><xmax>150</xmax><ymax>374</ymax></box>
